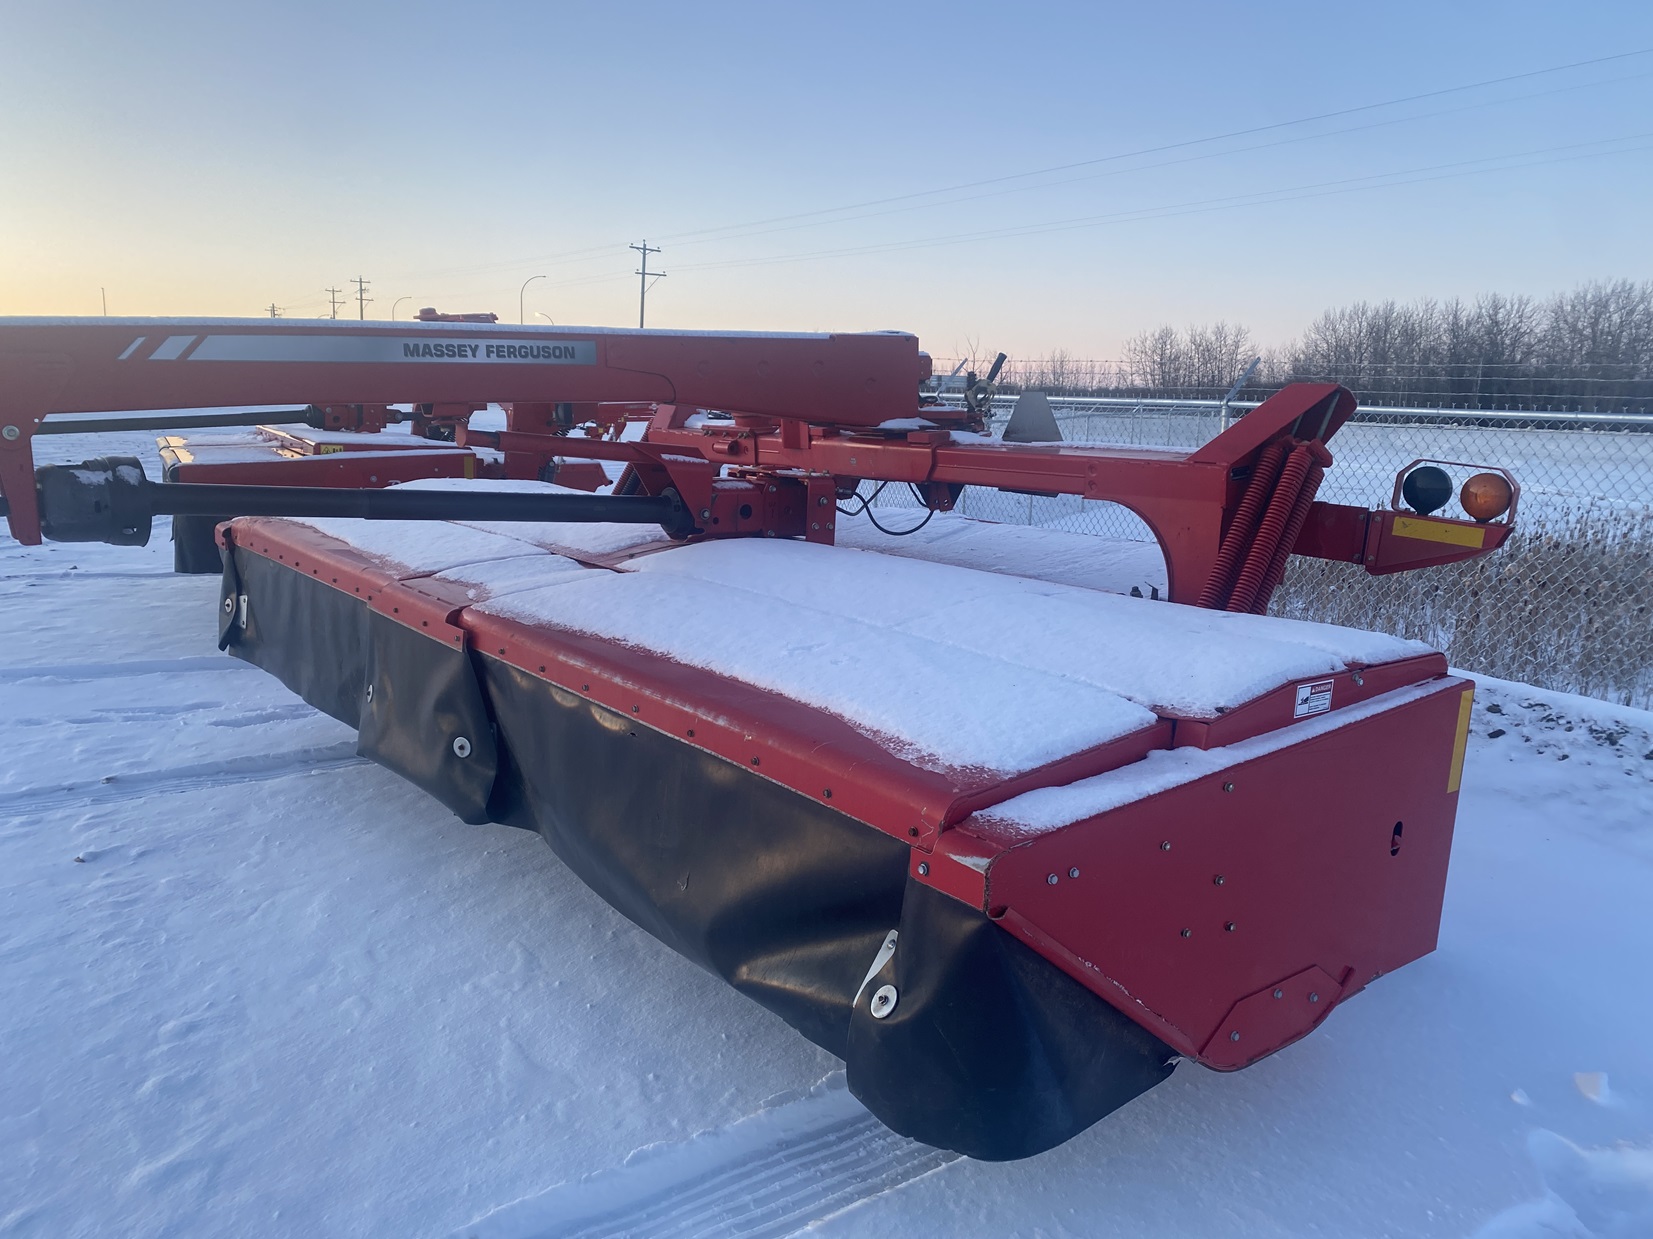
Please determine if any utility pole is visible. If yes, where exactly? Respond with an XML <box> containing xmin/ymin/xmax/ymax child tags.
<box><xmin>630</xmin><ymin>241</ymin><xmax>664</xmax><ymax>329</ymax></box>
<box><xmin>101</xmin><ymin>287</ymin><xmax>107</xmax><ymax>316</ymax></box>
<box><xmin>352</xmin><ymin>276</ymin><xmax>372</xmax><ymax>320</ymax></box>
<box><xmin>326</xmin><ymin>287</ymin><xmax>347</xmax><ymax>319</ymax></box>
<box><xmin>266</xmin><ymin>303</ymin><xmax>281</xmax><ymax>318</ymax></box>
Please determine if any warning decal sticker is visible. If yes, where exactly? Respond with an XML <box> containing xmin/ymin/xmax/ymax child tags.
<box><xmin>1293</xmin><ymin>679</ymin><xmax>1335</xmax><ymax>718</ymax></box>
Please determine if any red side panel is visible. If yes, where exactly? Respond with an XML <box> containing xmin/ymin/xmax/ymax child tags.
<box><xmin>1168</xmin><ymin>653</ymin><xmax>1448</xmax><ymax>749</ymax></box>
<box><xmin>972</xmin><ymin>678</ymin><xmax>1472</xmax><ymax>1066</ymax></box>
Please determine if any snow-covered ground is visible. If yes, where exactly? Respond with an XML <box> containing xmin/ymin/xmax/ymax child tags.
<box><xmin>3</xmin><ymin>427</ymin><xmax>1652</xmax><ymax>1238</ymax></box>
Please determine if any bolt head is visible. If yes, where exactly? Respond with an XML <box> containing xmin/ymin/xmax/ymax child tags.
<box><xmin>1068</xmin><ymin>867</ymin><xmax>1080</xmax><ymax>879</ymax></box>
<box><xmin>1229</xmin><ymin>1030</ymin><xmax>1241</xmax><ymax>1042</ymax></box>
<box><xmin>917</xmin><ymin>862</ymin><xmax>929</xmax><ymax>876</ymax></box>
<box><xmin>1309</xmin><ymin>992</ymin><xmax>1320</xmax><ymax>1003</ymax></box>
<box><xmin>1225</xmin><ymin>921</ymin><xmax>1237</xmax><ymax>932</ymax></box>
<box><xmin>1</xmin><ymin>425</ymin><xmax>19</xmax><ymax>441</ymax></box>
<box><xmin>452</xmin><ymin>735</ymin><xmax>472</xmax><ymax>758</ymax></box>
<box><xmin>1180</xmin><ymin>928</ymin><xmax>1191</xmax><ymax>938</ymax></box>
<box><xmin>1222</xmin><ymin>781</ymin><xmax>1235</xmax><ymax>792</ymax></box>
<box><xmin>1046</xmin><ymin>873</ymin><xmax>1059</xmax><ymax>885</ymax></box>
<box><xmin>1214</xmin><ymin>874</ymin><xmax>1225</xmax><ymax>885</ymax></box>
<box><xmin>870</xmin><ymin>984</ymin><xmax>899</xmax><ymax>1019</ymax></box>
<box><xmin>1160</xmin><ymin>840</ymin><xmax>1172</xmax><ymax>851</ymax></box>
<box><xmin>222</xmin><ymin>597</ymin><xmax>235</xmax><ymax>614</ymax></box>
<box><xmin>1273</xmin><ymin>989</ymin><xmax>1284</xmax><ymax>999</ymax></box>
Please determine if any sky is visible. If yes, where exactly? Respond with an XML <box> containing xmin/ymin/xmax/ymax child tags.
<box><xmin>1</xmin><ymin>0</ymin><xmax>1651</xmax><ymax>359</ymax></box>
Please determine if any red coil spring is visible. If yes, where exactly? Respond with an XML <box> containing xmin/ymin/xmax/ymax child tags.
<box><xmin>1195</xmin><ymin>439</ymin><xmax>1290</xmax><ymax>610</ymax></box>
<box><xmin>1249</xmin><ymin>455</ymin><xmax>1328</xmax><ymax>614</ymax></box>
<box><xmin>1226</xmin><ymin>443</ymin><xmax>1314</xmax><ymax>613</ymax></box>
<box><xmin>612</xmin><ymin>463</ymin><xmax>642</xmax><ymax>496</ymax></box>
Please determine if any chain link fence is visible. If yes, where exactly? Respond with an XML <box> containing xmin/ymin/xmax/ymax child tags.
<box><xmin>871</xmin><ymin>395</ymin><xmax>1653</xmax><ymax>709</ymax></box>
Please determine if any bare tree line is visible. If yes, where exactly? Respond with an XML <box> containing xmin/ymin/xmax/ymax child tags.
<box><xmin>968</xmin><ymin>280</ymin><xmax>1653</xmax><ymax>410</ymax></box>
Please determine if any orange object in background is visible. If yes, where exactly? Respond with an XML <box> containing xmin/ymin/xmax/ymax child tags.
<box><xmin>1461</xmin><ymin>471</ymin><xmax>1515</xmax><ymax>522</ymax></box>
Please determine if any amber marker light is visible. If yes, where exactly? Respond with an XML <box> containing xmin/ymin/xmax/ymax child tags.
<box><xmin>1460</xmin><ymin>472</ymin><xmax>1514</xmax><ymax>523</ymax></box>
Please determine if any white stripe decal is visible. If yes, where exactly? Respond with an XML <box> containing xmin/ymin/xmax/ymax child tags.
<box><xmin>149</xmin><ymin>335</ymin><xmax>197</xmax><ymax>361</ymax></box>
<box><xmin>187</xmin><ymin>334</ymin><xmax>596</xmax><ymax>365</ymax></box>
<box><xmin>117</xmin><ymin>336</ymin><xmax>147</xmax><ymax>360</ymax></box>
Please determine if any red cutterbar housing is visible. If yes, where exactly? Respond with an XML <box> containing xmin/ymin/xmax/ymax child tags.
<box><xmin>221</xmin><ymin>508</ymin><xmax>1472</xmax><ymax>1074</ymax></box>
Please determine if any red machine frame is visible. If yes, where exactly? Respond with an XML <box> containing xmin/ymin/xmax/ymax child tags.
<box><xmin>0</xmin><ymin>318</ymin><xmax>1512</xmax><ymax>607</ymax></box>
<box><xmin>0</xmin><ymin>316</ymin><xmax>1516</xmax><ymax>1152</ymax></box>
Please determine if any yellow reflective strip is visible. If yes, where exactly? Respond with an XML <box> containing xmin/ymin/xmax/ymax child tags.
<box><xmin>1393</xmin><ymin>516</ymin><xmax>1486</xmax><ymax>548</ymax></box>
<box><xmin>464</xmin><ymin>455</ymin><xmax>475</xmax><ymax>479</ymax></box>
<box><xmin>1447</xmin><ymin>688</ymin><xmax>1474</xmax><ymax>793</ymax></box>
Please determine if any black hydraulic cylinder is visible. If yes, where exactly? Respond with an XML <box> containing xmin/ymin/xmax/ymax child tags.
<box><xmin>34</xmin><ymin>456</ymin><xmax>692</xmax><ymax>546</ymax></box>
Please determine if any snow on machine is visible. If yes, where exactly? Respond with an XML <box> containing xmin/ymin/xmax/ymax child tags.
<box><xmin>0</xmin><ymin>317</ymin><xmax>1518</xmax><ymax>1159</ymax></box>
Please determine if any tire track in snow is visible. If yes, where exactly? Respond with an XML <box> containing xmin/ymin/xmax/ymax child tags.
<box><xmin>0</xmin><ymin>743</ymin><xmax>368</xmax><ymax>817</ymax></box>
<box><xmin>0</xmin><ymin>656</ymin><xmax>252</xmax><ymax>684</ymax></box>
<box><xmin>458</xmin><ymin>1077</ymin><xmax>959</xmax><ymax>1239</ymax></box>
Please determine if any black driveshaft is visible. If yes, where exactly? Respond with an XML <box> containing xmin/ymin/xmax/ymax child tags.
<box><xmin>34</xmin><ymin>456</ymin><xmax>691</xmax><ymax>547</ymax></box>
<box><xmin>150</xmin><ymin>482</ymin><xmax>677</xmax><ymax>524</ymax></box>
<box><xmin>37</xmin><ymin>408</ymin><xmax>316</xmax><ymax>434</ymax></box>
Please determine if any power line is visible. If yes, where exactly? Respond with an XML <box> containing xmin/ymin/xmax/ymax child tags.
<box><xmin>347</xmin><ymin>131</ymin><xmax>1653</xmax><ymax>312</ymax></box>
<box><xmin>352</xmin><ymin>276</ymin><xmax>372</xmax><ymax>320</ymax></box>
<box><xmin>365</xmin><ymin>47</ymin><xmax>1652</xmax><ymax>289</ymax></box>
<box><xmin>666</xmin><ymin>132</ymin><xmax>1653</xmax><ymax>274</ymax></box>
<box><xmin>630</xmin><ymin>242</ymin><xmax>664</xmax><ymax>329</ymax></box>
<box><xmin>936</xmin><ymin>358</ymin><xmax>1653</xmax><ymax>372</ymax></box>
<box><xmin>647</xmin><ymin>47</ymin><xmax>1653</xmax><ymax>247</ymax></box>
<box><xmin>266</xmin><ymin>303</ymin><xmax>281</xmax><ymax>318</ymax></box>
<box><xmin>652</xmin><ymin>69</ymin><xmax>1653</xmax><ymax>255</ymax></box>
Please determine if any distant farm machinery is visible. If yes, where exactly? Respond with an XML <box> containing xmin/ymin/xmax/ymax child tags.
<box><xmin>0</xmin><ymin>317</ymin><xmax>1516</xmax><ymax>1158</ymax></box>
